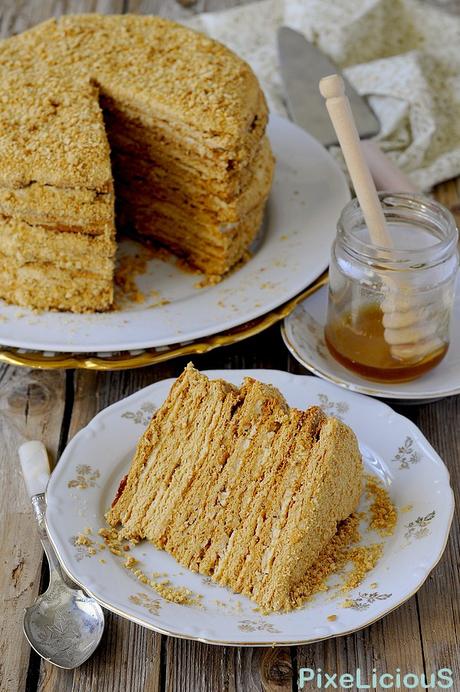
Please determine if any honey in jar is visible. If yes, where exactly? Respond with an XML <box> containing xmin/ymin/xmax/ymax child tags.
<box><xmin>325</xmin><ymin>193</ymin><xmax>458</xmax><ymax>384</ymax></box>
<box><xmin>325</xmin><ymin>303</ymin><xmax>448</xmax><ymax>383</ymax></box>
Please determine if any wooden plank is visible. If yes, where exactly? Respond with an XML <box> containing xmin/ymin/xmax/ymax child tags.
<box><xmin>416</xmin><ymin>180</ymin><xmax>460</xmax><ymax>685</ymax></box>
<box><xmin>295</xmin><ymin>599</ymin><xmax>426</xmax><ymax>689</ymax></box>
<box><xmin>0</xmin><ymin>366</ymin><xmax>67</xmax><ymax>692</ymax></box>
<box><xmin>434</xmin><ymin>177</ymin><xmax>460</xmax><ymax>226</ymax></box>
<box><xmin>411</xmin><ymin>395</ymin><xmax>460</xmax><ymax>688</ymax></box>
<box><xmin>164</xmin><ymin>641</ymin><xmax>293</xmax><ymax>692</ymax></box>
<box><xmin>237</xmin><ymin>648</ymin><xmax>293</xmax><ymax>692</ymax></box>
<box><xmin>164</xmin><ymin>639</ymin><xmax>234</xmax><ymax>692</ymax></box>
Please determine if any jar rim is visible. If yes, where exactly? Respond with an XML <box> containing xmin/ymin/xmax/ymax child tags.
<box><xmin>337</xmin><ymin>192</ymin><xmax>458</xmax><ymax>267</ymax></box>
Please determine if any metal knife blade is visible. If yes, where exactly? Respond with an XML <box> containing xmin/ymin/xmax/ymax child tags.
<box><xmin>277</xmin><ymin>26</ymin><xmax>380</xmax><ymax>147</ymax></box>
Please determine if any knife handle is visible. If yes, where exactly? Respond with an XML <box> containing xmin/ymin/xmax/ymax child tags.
<box><xmin>361</xmin><ymin>140</ymin><xmax>419</xmax><ymax>193</ymax></box>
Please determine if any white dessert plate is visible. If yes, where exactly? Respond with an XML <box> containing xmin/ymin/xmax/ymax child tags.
<box><xmin>282</xmin><ymin>282</ymin><xmax>460</xmax><ymax>402</ymax></box>
<box><xmin>45</xmin><ymin>370</ymin><xmax>453</xmax><ymax>646</ymax></box>
<box><xmin>0</xmin><ymin>115</ymin><xmax>349</xmax><ymax>353</ymax></box>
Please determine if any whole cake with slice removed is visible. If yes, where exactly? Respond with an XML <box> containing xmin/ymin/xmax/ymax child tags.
<box><xmin>0</xmin><ymin>15</ymin><xmax>274</xmax><ymax>312</ymax></box>
<box><xmin>107</xmin><ymin>364</ymin><xmax>363</xmax><ymax>613</ymax></box>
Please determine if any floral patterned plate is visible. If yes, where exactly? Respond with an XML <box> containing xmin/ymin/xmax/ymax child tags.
<box><xmin>45</xmin><ymin>370</ymin><xmax>453</xmax><ymax>646</ymax></box>
<box><xmin>282</xmin><ymin>283</ymin><xmax>460</xmax><ymax>401</ymax></box>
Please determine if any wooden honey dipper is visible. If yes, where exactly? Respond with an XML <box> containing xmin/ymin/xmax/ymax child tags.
<box><xmin>319</xmin><ymin>74</ymin><xmax>442</xmax><ymax>362</ymax></box>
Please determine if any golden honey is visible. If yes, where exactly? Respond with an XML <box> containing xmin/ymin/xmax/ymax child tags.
<box><xmin>325</xmin><ymin>303</ymin><xmax>448</xmax><ymax>383</ymax></box>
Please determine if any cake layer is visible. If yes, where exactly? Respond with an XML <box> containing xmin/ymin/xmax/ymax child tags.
<box><xmin>111</xmin><ymin>136</ymin><xmax>274</xmax><ymax>226</ymax></box>
<box><xmin>0</xmin><ymin>215</ymin><xmax>115</xmax><ymax>273</ymax></box>
<box><xmin>118</xmin><ymin>199</ymin><xmax>265</xmax><ymax>275</ymax></box>
<box><xmin>107</xmin><ymin>365</ymin><xmax>363</xmax><ymax>612</ymax></box>
<box><xmin>0</xmin><ymin>255</ymin><xmax>113</xmax><ymax>312</ymax></box>
<box><xmin>108</xmin><ymin>128</ymin><xmax>259</xmax><ymax>201</ymax></box>
<box><xmin>0</xmin><ymin>184</ymin><xmax>114</xmax><ymax>235</ymax></box>
<box><xmin>101</xmin><ymin>93</ymin><xmax>267</xmax><ymax>181</ymax></box>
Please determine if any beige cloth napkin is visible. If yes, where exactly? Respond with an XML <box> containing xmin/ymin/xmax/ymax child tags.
<box><xmin>186</xmin><ymin>0</ymin><xmax>460</xmax><ymax>191</ymax></box>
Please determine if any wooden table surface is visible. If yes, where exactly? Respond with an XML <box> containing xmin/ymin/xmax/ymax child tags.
<box><xmin>1</xmin><ymin>1</ymin><xmax>459</xmax><ymax>690</ymax></box>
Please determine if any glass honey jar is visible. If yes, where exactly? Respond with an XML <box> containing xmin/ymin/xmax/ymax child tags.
<box><xmin>324</xmin><ymin>193</ymin><xmax>459</xmax><ymax>383</ymax></box>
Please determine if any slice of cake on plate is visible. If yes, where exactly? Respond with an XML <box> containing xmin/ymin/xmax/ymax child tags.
<box><xmin>107</xmin><ymin>364</ymin><xmax>363</xmax><ymax>613</ymax></box>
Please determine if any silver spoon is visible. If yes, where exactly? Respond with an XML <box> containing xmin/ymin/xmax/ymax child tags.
<box><xmin>19</xmin><ymin>441</ymin><xmax>105</xmax><ymax>669</ymax></box>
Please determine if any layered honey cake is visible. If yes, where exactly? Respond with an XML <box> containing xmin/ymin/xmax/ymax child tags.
<box><xmin>0</xmin><ymin>16</ymin><xmax>274</xmax><ymax>312</ymax></box>
<box><xmin>107</xmin><ymin>364</ymin><xmax>363</xmax><ymax>613</ymax></box>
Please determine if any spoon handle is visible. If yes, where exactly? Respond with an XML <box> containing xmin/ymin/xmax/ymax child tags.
<box><xmin>31</xmin><ymin>492</ymin><xmax>65</xmax><ymax>582</ymax></box>
<box><xmin>19</xmin><ymin>441</ymin><xmax>66</xmax><ymax>584</ymax></box>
